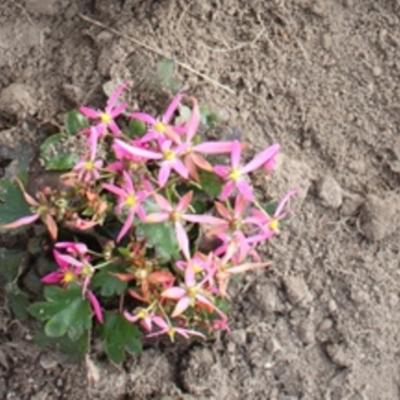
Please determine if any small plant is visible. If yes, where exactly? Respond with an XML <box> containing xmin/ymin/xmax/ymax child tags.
<box><xmin>0</xmin><ymin>83</ymin><xmax>295</xmax><ymax>363</ymax></box>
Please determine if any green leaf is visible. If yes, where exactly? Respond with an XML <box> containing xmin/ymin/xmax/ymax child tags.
<box><xmin>91</xmin><ymin>265</ymin><xmax>127</xmax><ymax>297</ymax></box>
<box><xmin>128</xmin><ymin>119</ymin><xmax>147</xmax><ymax>138</ymax></box>
<box><xmin>29</xmin><ymin>285</ymin><xmax>92</xmax><ymax>340</ymax></box>
<box><xmin>65</xmin><ymin>110</ymin><xmax>89</xmax><ymax>135</ymax></box>
<box><xmin>7</xmin><ymin>286</ymin><xmax>30</xmax><ymax>320</ymax></box>
<box><xmin>0</xmin><ymin>248</ymin><xmax>25</xmax><ymax>283</ymax></box>
<box><xmin>155</xmin><ymin>59</ymin><xmax>181</xmax><ymax>92</ymax></box>
<box><xmin>199</xmin><ymin>170</ymin><xmax>223</xmax><ymax>198</ymax></box>
<box><xmin>199</xmin><ymin>105</ymin><xmax>219</xmax><ymax>128</ymax></box>
<box><xmin>40</xmin><ymin>133</ymin><xmax>80</xmax><ymax>171</ymax></box>
<box><xmin>263</xmin><ymin>201</ymin><xmax>278</xmax><ymax>216</ymax></box>
<box><xmin>0</xmin><ymin>179</ymin><xmax>31</xmax><ymax>226</ymax></box>
<box><xmin>34</xmin><ymin>330</ymin><xmax>88</xmax><ymax>362</ymax></box>
<box><xmin>101</xmin><ymin>311</ymin><xmax>142</xmax><ymax>363</ymax></box>
<box><xmin>136</xmin><ymin>221</ymin><xmax>180</xmax><ymax>261</ymax></box>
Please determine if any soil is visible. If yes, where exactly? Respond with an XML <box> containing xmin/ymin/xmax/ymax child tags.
<box><xmin>1</xmin><ymin>0</ymin><xmax>400</xmax><ymax>399</ymax></box>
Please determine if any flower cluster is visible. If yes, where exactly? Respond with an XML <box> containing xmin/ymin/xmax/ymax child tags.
<box><xmin>2</xmin><ymin>84</ymin><xmax>295</xmax><ymax>346</ymax></box>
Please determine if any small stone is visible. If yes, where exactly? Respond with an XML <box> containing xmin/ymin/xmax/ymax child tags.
<box><xmin>231</xmin><ymin>329</ymin><xmax>247</xmax><ymax>346</ymax></box>
<box><xmin>341</xmin><ymin>192</ymin><xmax>363</xmax><ymax>216</ymax></box>
<box><xmin>297</xmin><ymin>320</ymin><xmax>315</xmax><ymax>345</ymax></box>
<box><xmin>0</xmin><ymin>83</ymin><xmax>38</xmax><ymax>117</ymax></box>
<box><xmin>318</xmin><ymin>175</ymin><xmax>343</xmax><ymax>209</ymax></box>
<box><xmin>389</xmin><ymin>293</ymin><xmax>399</xmax><ymax>308</ymax></box>
<box><xmin>25</xmin><ymin>0</ymin><xmax>60</xmax><ymax>16</ymax></box>
<box><xmin>360</xmin><ymin>193</ymin><xmax>400</xmax><ymax>241</ymax></box>
<box><xmin>328</xmin><ymin>299</ymin><xmax>338</xmax><ymax>313</ymax></box>
<box><xmin>39</xmin><ymin>354</ymin><xmax>58</xmax><ymax>370</ymax></box>
<box><xmin>372</xmin><ymin>66</ymin><xmax>382</xmax><ymax>77</ymax></box>
<box><xmin>325</xmin><ymin>343</ymin><xmax>352</xmax><ymax>368</ymax></box>
<box><xmin>319</xmin><ymin>318</ymin><xmax>333</xmax><ymax>332</ymax></box>
<box><xmin>284</xmin><ymin>276</ymin><xmax>313</xmax><ymax>307</ymax></box>
<box><xmin>392</xmin><ymin>136</ymin><xmax>400</xmax><ymax>159</ymax></box>
<box><xmin>269</xmin><ymin>154</ymin><xmax>314</xmax><ymax>208</ymax></box>
<box><xmin>322</xmin><ymin>33</ymin><xmax>333</xmax><ymax>50</ymax></box>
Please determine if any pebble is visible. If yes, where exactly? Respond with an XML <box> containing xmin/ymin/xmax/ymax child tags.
<box><xmin>318</xmin><ymin>175</ymin><xmax>343</xmax><ymax>209</ymax></box>
<box><xmin>328</xmin><ymin>299</ymin><xmax>338</xmax><ymax>313</ymax></box>
<box><xmin>325</xmin><ymin>343</ymin><xmax>352</xmax><ymax>368</ymax></box>
<box><xmin>372</xmin><ymin>66</ymin><xmax>382</xmax><ymax>77</ymax></box>
<box><xmin>284</xmin><ymin>276</ymin><xmax>313</xmax><ymax>307</ymax></box>
<box><xmin>360</xmin><ymin>193</ymin><xmax>400</xmax><ymax>241</ymax></box>
<box><xmin>0</xmin><ymin>83</ymin><xmax>38</xmax><ymax>117</ymax></box>
<box><xmin>25</xmin><ymin>0</ymin><xmax>60</xmax><ymax>16</ymax></box>
<box><xmin>297</xmin><ymin>320</ymin><xmax>315</xmax><ymax>345</ymax></box>
<box><xmin>319</xmin><ymin>318</ymin><xmax>334</xmax><ymax>332</ymax></box>
<box><xmin>341</xmin><ymin>192</ymin><xmax>364</xmax><ymax>216</ymax></box>
<box><xmin>322</xmin><ymin>33</ymin><xmax>333</xmax><ymax>50</ymax></box>
<box><xmin>39</xmin><ymin>353</ymin><xmax>58</xmax><ymax>370</ymax></box>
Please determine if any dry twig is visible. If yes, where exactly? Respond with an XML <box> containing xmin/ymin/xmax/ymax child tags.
<box><xmin>79</xmin><ymin>14</ymin><xmax>235</xmax><ymax>95</ymax></box>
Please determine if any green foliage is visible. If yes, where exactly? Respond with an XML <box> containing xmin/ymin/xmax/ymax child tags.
<box><xmin>136</xmin><ymin>221</ymin><xmax>180</xmax><ymax>262</ymax></box>
<box><xmin>0</xmin><ymin>248</ymin><xmax>25</xmax><ymax>283</ymax></box>
<box><xmin>65</xmin><ymin>110</ymin><xmax>89</xmax><ymax>135</ymax></box>
<box><xmin>7</xmin><ymin>287</ymin><xmax>30</xmax><ymax>320</ymax></box>
<box><xmin>199</xmin><ymin>105</ymin><xmax>219</xmax><ymax>128</ymax></box>
<box><xmin>91</xmin><ymin>264</ymin><xmax>128</xmax><ymax>297</ymax></box>
<box><xmin>128</xmin><ymin>119</ymin><xmax>147</xmax><ymax>138</ymax></box>
<box><xmin>199</xmin><ymin>170</ymin><xmax>223</xmax><ymax>198</ymax></box>
<box><xmin>29</xmin><ymin>285</ymin><xmax>92</xmax><ymax>340</ymax></box>
<box><xmin>34</xmin><ymin>330</ymin><xmax>89</xmax><ymax>362</ymax></box>
<box><xmin>263</xmin><ymin>201</ymin><xmax>278</xmax><ymax>216</ymax></box>
<box><xmin>101</xmin><ymin>311</ymin><xmax>142</xmax><ymax>363</ymax></box>
<box><xmin>40</xmin><ymin>133</ymin><xmax>80</xmax><ymax>171</ymax></box>
<box><xmin>155</xmin><ymin>59</ymin><xmax>181</xmax><ymax>93</ymax></box>
<box><xmin>0</xmin><ymin>179</ymin><xmax>31</xmax><ymax>226</ymax></box>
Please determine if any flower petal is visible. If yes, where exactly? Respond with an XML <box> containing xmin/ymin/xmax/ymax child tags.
<box><xmin>172</xmin><ymin>296</ymin><xmax>191</xmax><ymax>317</ymax></box>
<box><xmin>130</xmin><ymin>112</ymin><xmax>156</xmax><ymax>125</ymax></box>
<box><xmin>87</xmin><ymin>291</ymin><xmax>104</xmax><ymax>323</ymax></box>
<box><xmin>162</xmin><ymin>287</ymin><xmax>186</xmax><ymax>299</ymax></box>
<box><xmin>230</xmin><ymin>140</ymin><xmax>242</xmax><ymax>168</ymax></box>
<box><xmin>117</xmin><ymin>210</ymin><xmax>135</xmax><ymax>242</ymax></box>
<box><xmin>79</xmin><ymin>106</ymin><xmax>100</xmax><ymax>119</ymax></box>
<box><xmin>114</xmin><ymin>139</ymin><xmax>162</xmax><ymax>160</ymax></box>
<box><xmin>163</xmin><ymin>93</ymin><xmax>183</xmax><ymax>124</ymax></box>
<box><xmin>175</xmin><ymin>221</ymin><xmax>190</xmax><ymax>259</ymax></box>
<box><xmin>242</xmin><ymin>144</ymin><xmax>281</xmax><ymax>174</ymax></box>
<box><xmin>194</xmin><ymin>141</ymin><xmax>235</xmax><ymax>154</ymax></box>
<box><xmin>1</xmin><ymin>214</ymin><xmax>39</xmax><ymax>229</ymax></box>
<box><xmin>236</xmin><ymin>179</ymin><xmax>253</xmax><ymax>201</ymax></box>
<box><xmin>158</xmin><ymin>163</ymin><xmax>172</xmax><ymax>187</ymax></box>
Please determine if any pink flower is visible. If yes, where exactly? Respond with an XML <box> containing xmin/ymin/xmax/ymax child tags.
<box><xmin>131</xmin><ymin>93</ymin><xmax>184</xmax><ymax>144</ymax></box>
<box><xmin>147</xmin><ymin>316</ymin><xmax>206</xmax><ymax>341</ymax></box>
<box><xmin>42</xmin><ymin>249</ymin><xmax>103</xmax><ymax>323</ymax></box>
<box><xmin>54</xmin><ymin>241</ymin><xmax>88</xmax><ymax>257</ymax></box>
<box><xmin>113</xmin><ymin>139</ymin><xmax>189</xmax><ymax>187</ymax></box>
<box><xmin>123</xmin><ymin>307</ymin><xmax>156</xmax><ymax>332</ymax></box>
<box><xmin>214</xmin><ymin>142</ymin><xmax>281</xmax><ymax>201</ymax></box>
<box><xmin>103</xmin><ymin>171</ymin><xmax>149</xmax><ymax>242</ymax></box>
<box><xmin>208</xmin><ymin>195</ymin><xmax>260</xmax><ymax>263</ymax></box>
<box><xmin>161</xmin><ymin>262</ymin><xmax>219</xmax><ymax>318</ymax></box>
<box><xmin>213</xmin><ymin>256</ymin><xmax>271</xmax><ymax>297</ymax></box>
<box><xmin>74</xmin><ymin>127</ymin><xmax>103</xmax><ymax>183</ymax></box>
<box><xmin>249</xmin><ymin>189</ymin><xmax>297</xmax><ymax>244</ymax></box>
<box><xmin>179</xmin><ymin>97</ymin><xmax>235</xmax><ymax>180</ymax></box>
<box><xmin>80</xmin><ymin>83</ymin><xmax>127</xmax><ymax>136</ymax></box>
<box><xmin>146</xmin><ymin>192</ymin><xmax>223</xmax><ymax>259</ymax></box>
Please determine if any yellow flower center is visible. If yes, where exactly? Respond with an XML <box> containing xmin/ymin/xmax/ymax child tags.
<box><xmin>269</xmin><ymin>219</ymin><xmax>279</xmax><ymax>232</ymax></box>
<box><xmin>125</xmin><ymin>194</ymin><xmax>137</xmax><ymax>207</ymax></box>
<box><xmin>229</xmin><ymin>168</ymin><xmax>241</xmax><ymax>181</ymax></box>
<box><xmin>170</xmin><ymin>211</ymin><xmax>181</xmax><ymax>222</ymax></box>
<box><xmin>63</xmin><ymin>271</ymin><xmax>76</xmax><ymax>284</ymax></box>
<box><xmin>100</xmin><ymin>112</ymin><xmax>112</xmax><ymax>124</ymax></box>
<box><xmin>154</xmin><ymin>122</ymin><xmax>167</xmax><ymax>133</ymax></box>
<box><xmin>193</xmin><ymin>263</ymin><xmax>203</xmax><ymax>274</ymax></box>
<box><xmin>163</xmin><ymin>149</ymin><xmax>176</xmax><ymax>161</ymax></box>
<box><xmin>135</xmin><ymin>268</ymin><xmax>149</xmax><ymax>280</ymax></box>
<box><xmin>81</xmin><ymin>264</ymin><xmax>93</xmax><ymax>277</ymax></box>
<box><xmin>84</xmin><ymin>161</ymin><xmax>94</xmax><ymax>171</ymax></box>
<box><xmin>137</xmin><ymin>309</ymin><xmax>147</xmax><ymax>319</ymax></box>
<box><xmin>187</xmin><ymin>287</ymin><xmax>199</xmax><ymax>298</ymax></box>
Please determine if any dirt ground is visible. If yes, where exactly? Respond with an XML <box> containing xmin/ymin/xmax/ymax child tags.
<box><xmin>1</xmin><ymin>0</ymin><xmax>400</xmax><ymax>399</ymax></box>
